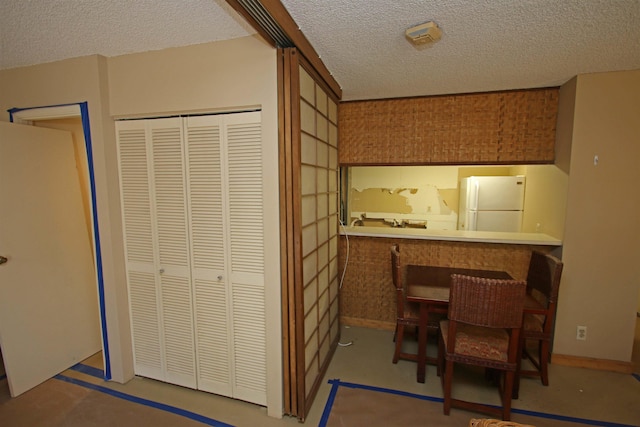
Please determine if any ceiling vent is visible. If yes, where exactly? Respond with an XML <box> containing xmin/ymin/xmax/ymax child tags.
<box><xmin>405</xmin><ymin>21</ymin><xmax>442</xmax><ymax>46</ymax></box>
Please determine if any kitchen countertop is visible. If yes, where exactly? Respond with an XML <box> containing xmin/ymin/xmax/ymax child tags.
<box><xmin>340</xmin><ymin>225</ymin><xmax>562</xmax><ymax>246</ymax></box>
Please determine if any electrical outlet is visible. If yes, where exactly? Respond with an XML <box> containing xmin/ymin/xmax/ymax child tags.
<box><xmin>576</xmin><ymin>325</ymin><xmax>587</xmax><ymax>341</ymax></box>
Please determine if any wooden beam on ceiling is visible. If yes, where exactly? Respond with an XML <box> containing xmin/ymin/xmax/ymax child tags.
<box><xmin>225</xmin><ymin>0</ymin><xmax>342</xmax><ymax>100</ymax></box>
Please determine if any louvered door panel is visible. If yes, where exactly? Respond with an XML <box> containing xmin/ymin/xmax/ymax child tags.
<box><xmin>226</xmin><ymin>117</ymin><xmax>264</xmax><ymax>275</ymax></box>
<box><xmin>160</xmin><ymin>275</ymin><xmax>196</xmax><ymax>388</ymax></box>
<box><xmin>149</xmin><ymin>118</ymin><xmax>196</xmax><ymax>388</ymax></box>
<box><xmin>184</xmin><ymin>116</ymin><xmax>232</xmax><ymax>396</ymax></box>
<box><xmin>127</xmin><ymin>271</ymin><xmax>162</xmax><ymax>379</ymax></box>
<box><xmin>116</xmin><ymin>123</ymin><xmax>163</xmax><ymax>380</ymax></box>
<box><xmin>192</xmin><ymin>277</ymin><xmax>232</xmax><ymax>396</ymax></box>
<box><xmin>184</xmin><ymin>117</ymin><xmax>225</xmax><ymax>272</ymax></box>
<box><xmin>150</xmin><ymin>120</ymin><xmax>190</xmax><ymax>270</ymax></box>
<box><xmin>232</xmin><ymin>283</ymin><xmax>266</xmax><ymax>405</ymax></box>
<box><xmin>118</xmin><ymin>112</ymin><xmax>267</xmax><ymax>406</ymax></box>
<box><xmin>224</xmin><ymin>112</ymin><xmax>266</xmax><ymax>405</ymax></box>
<box><xmin>117</xmin><ymin>127</ymin><xmax>155</xmax><ymax>266</ymax></box>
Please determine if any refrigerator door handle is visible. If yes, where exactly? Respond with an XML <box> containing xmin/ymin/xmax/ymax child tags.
<box><xmin>471</xmin><ymin>180</ymin><xmax>480</xmax><ymax>210</ymax></box>
<box><xmin>469</xmin><ymin>210</ymin><xmax>478</xmax><ymax>231</ymax></box>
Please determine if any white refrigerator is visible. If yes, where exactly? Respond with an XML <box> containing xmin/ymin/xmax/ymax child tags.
<box><xmin>457</xmin><ymin>176</ymin><xmax>526</xmax><ymax>232</ymax></box>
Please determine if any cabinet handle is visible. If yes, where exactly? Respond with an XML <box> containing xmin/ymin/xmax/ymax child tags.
<box><xmin>217</xmin><ymin>275</ymin><xmax>223</xmax><ymax>281</ymax></box>
<box><xmin>159</xmin><ymin>268</ymin><xmax>165</xmax><ymax>274</ymax></box>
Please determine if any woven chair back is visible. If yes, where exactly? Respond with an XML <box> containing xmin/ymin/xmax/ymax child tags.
<box><xmin>448</xmin><ymin>274</ymin><xmax>526</xmax><ymax>328</ymax></box>
<box><xmin>526</xmin><ymin>251</ymin><xmax>563</xmax><ymax>306</ymax></box>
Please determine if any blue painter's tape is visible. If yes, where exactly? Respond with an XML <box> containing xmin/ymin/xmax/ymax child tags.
<box><xmin>328</xmin><ymin>378</ymin><xmax>443</xmax><ymax>403</ymax></box>
<box><xmin>55</xmin><ymin>374</ymin><xmax>235</xmax><ymax>427</ymax></box>
<box><xmin>69</xmin><ymin>363</ymin><xmax>104</xmax><ymax>379</ymax></box>
<box><xmin>79</xmin><ymin>102</ymin><xmax>111</xmax><ymax>381</ymax></box>
<box><xmin>318</xmin><ymin>379</ymin><xmax>340</xmax><ymax>427</ymax></box>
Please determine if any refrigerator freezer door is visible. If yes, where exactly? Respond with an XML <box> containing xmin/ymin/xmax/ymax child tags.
<box><xmin>475</xmin><ymin>210</ymin><xmax>523</xmax><ymax>232</ymax></box>
<box><xmin>471</xmin><ymin>176</ymin><xmax>525</xmax><ymax>211</ymax></box>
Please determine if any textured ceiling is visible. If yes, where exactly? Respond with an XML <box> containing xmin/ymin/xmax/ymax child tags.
<box><xmin>1</xmin><ymin>0</ymin><xmax>639</xmax><ymax>101</ymax></box>
<box><xmin>0</xmin><ymin>0</ymin><xmax>254</xmax><ymax>69</ymax></box>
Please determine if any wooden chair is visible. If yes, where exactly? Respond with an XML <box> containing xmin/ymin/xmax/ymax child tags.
<box><xmin>390</xmin><ymin>244</ymin><xmax>420</xmax><ymax>363</ymax></box>
<box><xmin>517</xmin><ymin>251</ymin><xmax>564</xmax><ymax>388</ymax></box>
<box><xmin>438</xmin><ymin>274</ymin><xmax>526</xmax><ymax>420</ymax></box>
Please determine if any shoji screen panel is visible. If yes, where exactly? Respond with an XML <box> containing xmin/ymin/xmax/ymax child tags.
<box><xmin>299</xmin><ymin>63</ymin><xmax>340</xmax><ymax>408</ymax></box>
<box><xmin>280</xmin><ymin>48</ymin><xmax>340</xmax><ymax>420</ymax></box>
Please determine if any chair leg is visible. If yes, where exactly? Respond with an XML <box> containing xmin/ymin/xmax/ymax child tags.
<box><xmin>393</xmin><ymin>324</ymin><xmax>404</xmax><ymax>364</ymax></box>
<box><xmin>501</xmin><ymin>370</ymin><xmax>515</xmax><ymax>421</ymax></box>
<box><xmin>513</xmin><ymin>336</ymin><xmax>525</xmax><ymax>399</ymax></box>
<box><xmin>436</xmin><ymin>335</ymin><xmax>443</xmax><ymax>377</ymax></box>
<box><xmin>443</xmin><ymin>359</ymin><xmax>453</xmax><ymax>415</ymax></box>
<box><xmin>539</xmin><ymin>339</ymin><xmax>550</xmax><ymax>386</ymax></box>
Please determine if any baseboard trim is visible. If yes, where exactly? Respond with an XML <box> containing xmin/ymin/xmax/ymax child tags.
<box><xmin>340</xmin><ymin>316</ymin><xmax>395</xmax><ymax>331</ymax></box>
<box><xmin>552</xmin><ymin>353</ymin><xmax>633</xmax><ymax>374</ymax></box>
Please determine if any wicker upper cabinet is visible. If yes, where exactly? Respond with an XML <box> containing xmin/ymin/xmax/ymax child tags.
<box><xmin>338</xmin><ymin>88</ymin><xmax>559</xmax><ymax>165</ymax></box>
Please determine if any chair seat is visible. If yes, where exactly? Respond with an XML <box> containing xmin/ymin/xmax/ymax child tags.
<box><xmin>440</xmin><ymin>320</ymin><xmax>510</xmax><ymax>362</ymax></box>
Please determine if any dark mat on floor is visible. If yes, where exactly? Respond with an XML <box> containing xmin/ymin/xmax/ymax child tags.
<box><xmin>319</xmin><ymin>379</ymin><xmax>637</xmax><ymax>427</ymax></box>
<box><xmin>0</xmin><ymin>376</ymin><xmax>228</xmax><ymax>427</ymax></box>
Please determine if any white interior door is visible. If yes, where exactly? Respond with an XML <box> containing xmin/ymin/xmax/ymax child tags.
<box><xmin>0</xmin><ymin>121</ymin><xmax>101</xmax><ymax>397</ymax></box>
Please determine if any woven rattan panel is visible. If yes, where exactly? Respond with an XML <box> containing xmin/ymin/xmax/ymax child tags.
<box><xmin>338</xmin><ymin>235</ymin><xmax>554</xmax><ymax>329</ymax></box>
<box><xmin>339</xmin><ymin>88</ymin><xmax>559</xmax><ymax>165</ymax></box>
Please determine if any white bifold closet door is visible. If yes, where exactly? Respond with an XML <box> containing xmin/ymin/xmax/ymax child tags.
<box><xmin>116</xmin><ymin>112</ymin><xmax>266</xmax><ymax>406</ymax></box>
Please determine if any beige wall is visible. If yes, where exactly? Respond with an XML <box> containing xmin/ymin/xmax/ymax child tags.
<box><xmin>520</xmin><ymin>164</ymin><xmax>568</xmax><ymax>239</ymax></box>
<box><xmin>554</xmin><ymin>69</ymin><xmax>640</xmax><ymax>364</ymax></box>
<box><xmin>107</xmin><ymin>37</ymin><xmax>273</xmax><ymax>118</ymax></box>
<box><xmin>0</xmin><ymin>35</ymin><xmax>283</xmax><ymax>416</ymax></box>
<box><xmin>33</xmin><ymin>118</ymin><xmax>92</xmax><ymax>239</ymax></box>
